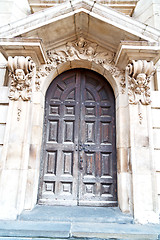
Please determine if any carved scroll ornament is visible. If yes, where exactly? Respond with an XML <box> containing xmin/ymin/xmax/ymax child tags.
<box><xmin>127</xmin><ymin>60</ymin><xmax>154</xmax><ymax>105</ymax></box>
<box><xmin>8</xmin><ymin>56</ymin><xmax>35</xmax><ymax>101</ymax></box>
<box><xmin>36</xmin><ymin>37</ymin><xmax>125</xmax><ymax>92</ymax></box>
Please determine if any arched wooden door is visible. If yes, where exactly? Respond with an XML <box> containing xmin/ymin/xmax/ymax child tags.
<box><xmin>39</xmin><ymin>69</ymin><xmax>117</xmax><ymax>206</ymax></box>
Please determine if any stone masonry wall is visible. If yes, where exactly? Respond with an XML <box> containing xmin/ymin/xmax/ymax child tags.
<box><xmin>152</xmin><ymin>91</ymin><xmax>160</xmax><ymax>212</ymax></box>
<box><xmin>0</xmin><ymin>87</ymin><xmax>9</xmax><ymax>160</ymax></box>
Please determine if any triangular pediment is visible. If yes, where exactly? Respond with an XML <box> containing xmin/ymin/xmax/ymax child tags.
<box><xmin>0</xmin><ymin>0</ymin><xmax>160</xmax><ymax>53</ymax></box>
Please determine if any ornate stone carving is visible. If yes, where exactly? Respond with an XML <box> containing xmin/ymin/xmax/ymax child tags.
<box><xmin>8</xmin><ymin>56</ymin><xmax>35</xmax><ymax>101</ymax></box>
<box><xmin>127</xmin><ymin>60</ymin><xmax>154</xmax><ymax>105</ymax></box>
<box><xmin>37</xmin><ymin>37</ymin><xmax>125</xmax><ymax>91</ymax></box>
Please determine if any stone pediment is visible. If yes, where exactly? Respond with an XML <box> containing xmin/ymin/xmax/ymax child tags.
<box><xmin>0</xmin><ymin>0</ymin><xmax>160</xmax><ymax>53</ymax></box>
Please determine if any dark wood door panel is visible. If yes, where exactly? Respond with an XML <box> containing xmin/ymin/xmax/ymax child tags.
<box><xmin>39</xmin><ymin>69</ymin><xmax>117</xmax><ymax>207</ymax></box>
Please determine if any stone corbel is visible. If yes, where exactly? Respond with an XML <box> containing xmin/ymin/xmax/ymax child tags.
<box><xmin>7</xmin><ymin>56</ymin><xmax>35</xmax><ymax>101</ymax></box>
<box><xmin>127</xmin><ymin>60</ymin><xmax>154</xmax><ymax>105</ymax></box>
<box><xmin>126</xmin><ymin>60</ymin><xmax>155</xmax><ymax>124</ymax></box>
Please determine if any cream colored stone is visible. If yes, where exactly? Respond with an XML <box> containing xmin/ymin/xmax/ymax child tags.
<box><xmin>0</xmin><ymin>124</ymin><xmax>6</xmax><ymax>145</ymax></box>
<box><xmin>0</xmin><ymin>105</ymin><xmax>8</xmax><ymax>124</ymax></box>
<box><xmin>133</xmin><ymin>173</ymin><xmax>159</xmax><ymax>224</ymax></box>
<box><xmin>71</xmin><ymin>60</ymin><xmax>92</xmax><ymax>70</ymax></box>
<box><xmin>0</xmin><ymin>169</ymin><xmax>20</xmax><ymax>217</ymax></box>
<box><xmin>133</xmin><ymin>173</ymin><xmax>156</xmax><ymax>211</ymax></box>
<box><xmin>28</xmin><ymin>144</ymin><xmax>41</xmax><ymax>170</ymax></box>
<box><xmin>41</xmin><ymin>69</ymin><xmax>58</xmax><ymax>96</ymax></box>
<box><xmin>5</xmin><ymin>143</ymin><xmax>26</xmax><ymax>170</ymax></box>
<box><xmin>152</xmin><ymin>108</ymin><xmax>160</xmax><ymax>128</ymax></box>
<box><xmin>7</xmin><ymin>101</ymin><xmax>31</xmax><ymax>144</ymax></box>
<box><xmin>153</xmin><ymin>129</ymin><xmax>160</xmax><ymax>149</ymax></box>
<box><xmin>133</xmin><ymin>147</ymin><xmax>151</xmax><ymax>173</ymax></box>
<box><xmin>32</xmin><ymin>104</ymin><xmax>44</xmax><ymax>127</ymax></box>
<box><xmin>91</xmin><ymin>61</ymin><xmax>105</xmax><ymax>76</ymax></box>
<box><xmin>115</xmin><ymin>93</ymin><xmax>128</xmax><ymax>111</ymax></box>
<box><xmin>156</xmin><ymin>173</ymin><xmax>160</xmax><ymax>194</ymax></box>
<box><xmin>104</xmin><ymin>70</ymin><xmax>120</xmax><ymax>98</ymax></box>
<box><xmin>0</xmin><ymin>87</ymin><xmax>9</xmax><ymax>104</ymax></box>
<box><xmin>32</xmin><ymin>91</ymin><xmax>45</xmax><ymax>108</ymax></box>
<box><xmin>154</xmin><ymin>150</ymin><xmax>160</xmax><ymax>171</ymax></box>
<box><xmin>30</xmin><ymin>125</ymin><xmax>43</xmax><ymax>145</ymax></box>
<box><xmin>24</xmin><ymin>169</ymin><xmax>40</xmax><ymax>210</ymax></box>
<box><xmin>0</xmin><ymin>0</ymin><xmax>30</xmax><ymax>27</ymax></box>
<box><xmin>118</xmin><ymin>172</ymin><xmax>132</xmax><ymax>213</ymax></box>
<box><xmin>0</xmin><ymin>145</ymin><xmax>2</xmax><ymax>160</ymax></box>
<box><xmin>151</xmin><ymin>91</ymin><xmax>160</xmax><ymax>108</ymax></box>
<box><xmin>128</xmin><ymin>104</ymin><xmax>149</xmax><ymax>148</ymax></box>
<box><xmin>158</xmin><ymin>195</ymin><xmax>160</xmax><ymax>212</ymax></box>
<box><xmin>116</xmin><ymin>106</ymin><xmax>129</xmax><ymax>148</ymax></box>
<box><xmin>57</xmin><ymin>61</ymin><xmax>71</xmax><ymax>75</ymax></box>
<box><xmin>28</xmin><ymin>0</ymin><xmax>138</xmax><ymax>16</ymax></box>
<box><xmin>117</xmin><ymin>147</ymin><xmax>129</xmax><ymax>173</ymax></box>
<box><xmin>0</xmin><ymin>63</ymin><xmax>6</xmax><ymax>86</ymax></box>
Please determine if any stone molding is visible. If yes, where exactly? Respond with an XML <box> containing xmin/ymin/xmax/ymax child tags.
<box><xmin>7</xmin><ymin>56</ymin><xmax>35</xmax><ymax>101</ymax></box>
<box><xmin>36</xmin><ymin>37</ymin><xmax>125</xmax><ymax>92</ymax></box>
<box><xmin>127</xmin><ymin>60</ymin><xmax>154</xmax><ymax>105</ymax></box>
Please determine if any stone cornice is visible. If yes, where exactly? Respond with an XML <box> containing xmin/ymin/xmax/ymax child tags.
<box><xmin>29</xmin><ymin>0</ymin><xmax>138</xmax><ymax>16</ymax></box>
<box><xmin>115</xmin><ymin>41</ymin><xmax>160</xmax><ymax>70</ymax></box>
<box><xmin>0</xmin><ymin>38</ymin><xmax>47</xmax><ymax>66</ymax></box>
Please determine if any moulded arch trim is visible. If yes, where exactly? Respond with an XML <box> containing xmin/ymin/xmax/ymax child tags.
<box><xmin>40</xmin><ymin>60</ymin><xmax>121</xmax><ymax>98</ymax></box>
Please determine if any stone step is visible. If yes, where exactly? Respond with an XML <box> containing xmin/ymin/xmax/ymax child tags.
<box><xmin>19</xmin><ymin>206</ymin><xmax>133</xmax><ymax>224</ymax></box>
<box><xmin>0</xmin><ymin>221</ymin><xmax>160</xmax><ymax>240</ymax></box>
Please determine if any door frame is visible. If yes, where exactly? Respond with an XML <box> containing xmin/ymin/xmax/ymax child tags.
<box><xmin>22</xmin><ymin>59</ymin><xmax>131</xmax><ymax>215</ymax></box>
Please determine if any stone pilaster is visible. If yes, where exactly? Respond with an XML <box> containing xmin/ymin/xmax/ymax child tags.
<box><xmin>126</xmin><ymin>60</ymin><xmax>159</xmax><ymax>223</ymax></box>
<box><xmin>0</xmin><ymin>56</ymin><xmax>36</xmax><ymax>219</ymax></box>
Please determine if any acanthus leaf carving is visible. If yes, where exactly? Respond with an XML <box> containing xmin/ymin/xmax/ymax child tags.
<box><xmin>37</xmin><ymin>37</ymin><xmax>125</xmax><ymax>92</ymax></box>
<box><xmin>127</xmin><ymin>60</ymin><xmax>154</xmax><ymax>105</ymax></box>
<box><xmin>8</xmin><ymin>56</ymin><xmax>35</xmax><ymax>101</ymax></box>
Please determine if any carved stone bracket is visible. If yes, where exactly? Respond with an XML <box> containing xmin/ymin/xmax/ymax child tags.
<box><xmin>127</xmin><ymin>60</ymin><xmax>154</xmax><ymax>105</ymax></box>
<box><xmin>36</xmin><ymin>37</ymin><xmax>125</xmax><ymax>92</ymax></box>
<box><xmin>7</xmin><ymin>56</ymin><xmax>35</xmax><ymax>101</ymax></box>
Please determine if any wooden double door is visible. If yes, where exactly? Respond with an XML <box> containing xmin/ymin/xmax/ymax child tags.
<box><xmin>39</xmin><ymin>69</ymin><xmax>117</xmax><ymax>206</ymax></box>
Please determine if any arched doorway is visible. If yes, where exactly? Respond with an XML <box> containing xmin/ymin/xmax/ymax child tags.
<box><xmin>39</xmin><ymin>68</ymin><xmax>117</xmax><ymax>206</ymax></box>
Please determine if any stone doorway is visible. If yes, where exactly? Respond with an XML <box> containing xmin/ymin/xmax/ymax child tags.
<box><xmin>38</xmin><ymin>69</ymin><xmax>117</xmax><ymax>206</ymax></box>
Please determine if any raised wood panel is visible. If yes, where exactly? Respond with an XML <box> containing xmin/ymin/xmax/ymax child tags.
<box><xmin>45</xmin><ymin>182</ymin><xmax>55</xmax><ymax>193</ymax></box>
<box><xmin>61</xmin><ymin>182</ymin><xmax>72</xmax><ymax>195</ymax></box>
<box><xmin>50</xmin><ymin>105</ymin><xmax>60</xmax><ymax>115</ymax></box>
<box><xmin>85</xmin><ymin>152</ymin><xmax>95</xmax><ymax>176</ymax></box>
<box><xmin>63</xmin><ymin>152</ymin><xmax>73</xmax><ymax>175</ymax></box>
<box><xmin>48</xmin><ymin>121</ymin><xmax>58</xmax><ymax>142</ymax></box>
<box><xmin>47</xmin><ymin>152</ymin><xmax>57</xmax><ymax>174</ymax></box>
<box><xmin>65</xmin><ymin>106</ymin><xmax>75</xmax><ymax>115</ymax></box>
<box><xmin>101</xmin><ymin>153</ymin><xmax>110</xmax><ymax>176</ymax></box>
<box><xmin>101</xmin><ymin>122</ymin><xmax>111</xmax><ymax>143</ymax></box>
<box><xmin>85</xmin><ymin>107</ymin><xmax>95</xmax><ymax>116</ymax></box>
<box><xmin>85</xmin><ymin>122</ymin><xmax>95</xmax><ymax>143</ymax></box>
<box><xmin>64</xmin><ymin>121</ymin><xmax>74</xmax><ymax>142</ymax></box>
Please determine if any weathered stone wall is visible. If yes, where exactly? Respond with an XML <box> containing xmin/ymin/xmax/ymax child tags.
<box><xmin>151</xmin><ymin>83</ymin><xmax>160</xmax><ymax>213</ymax></box>
<box><xmin>0</xmin><ymin>55</ymin><xmax>8</xmax><ymax>160</ymax></box>
<box><xmin>0</xmin><ymin>87</ymin><xmax>8</xmax><ymax>160</ymax></box>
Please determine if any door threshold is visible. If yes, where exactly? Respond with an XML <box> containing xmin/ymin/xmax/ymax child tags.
<box><xmin>18</xmin><ymin>205</ymin><xmax>133</xmax><ymax>224</ymax></box>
